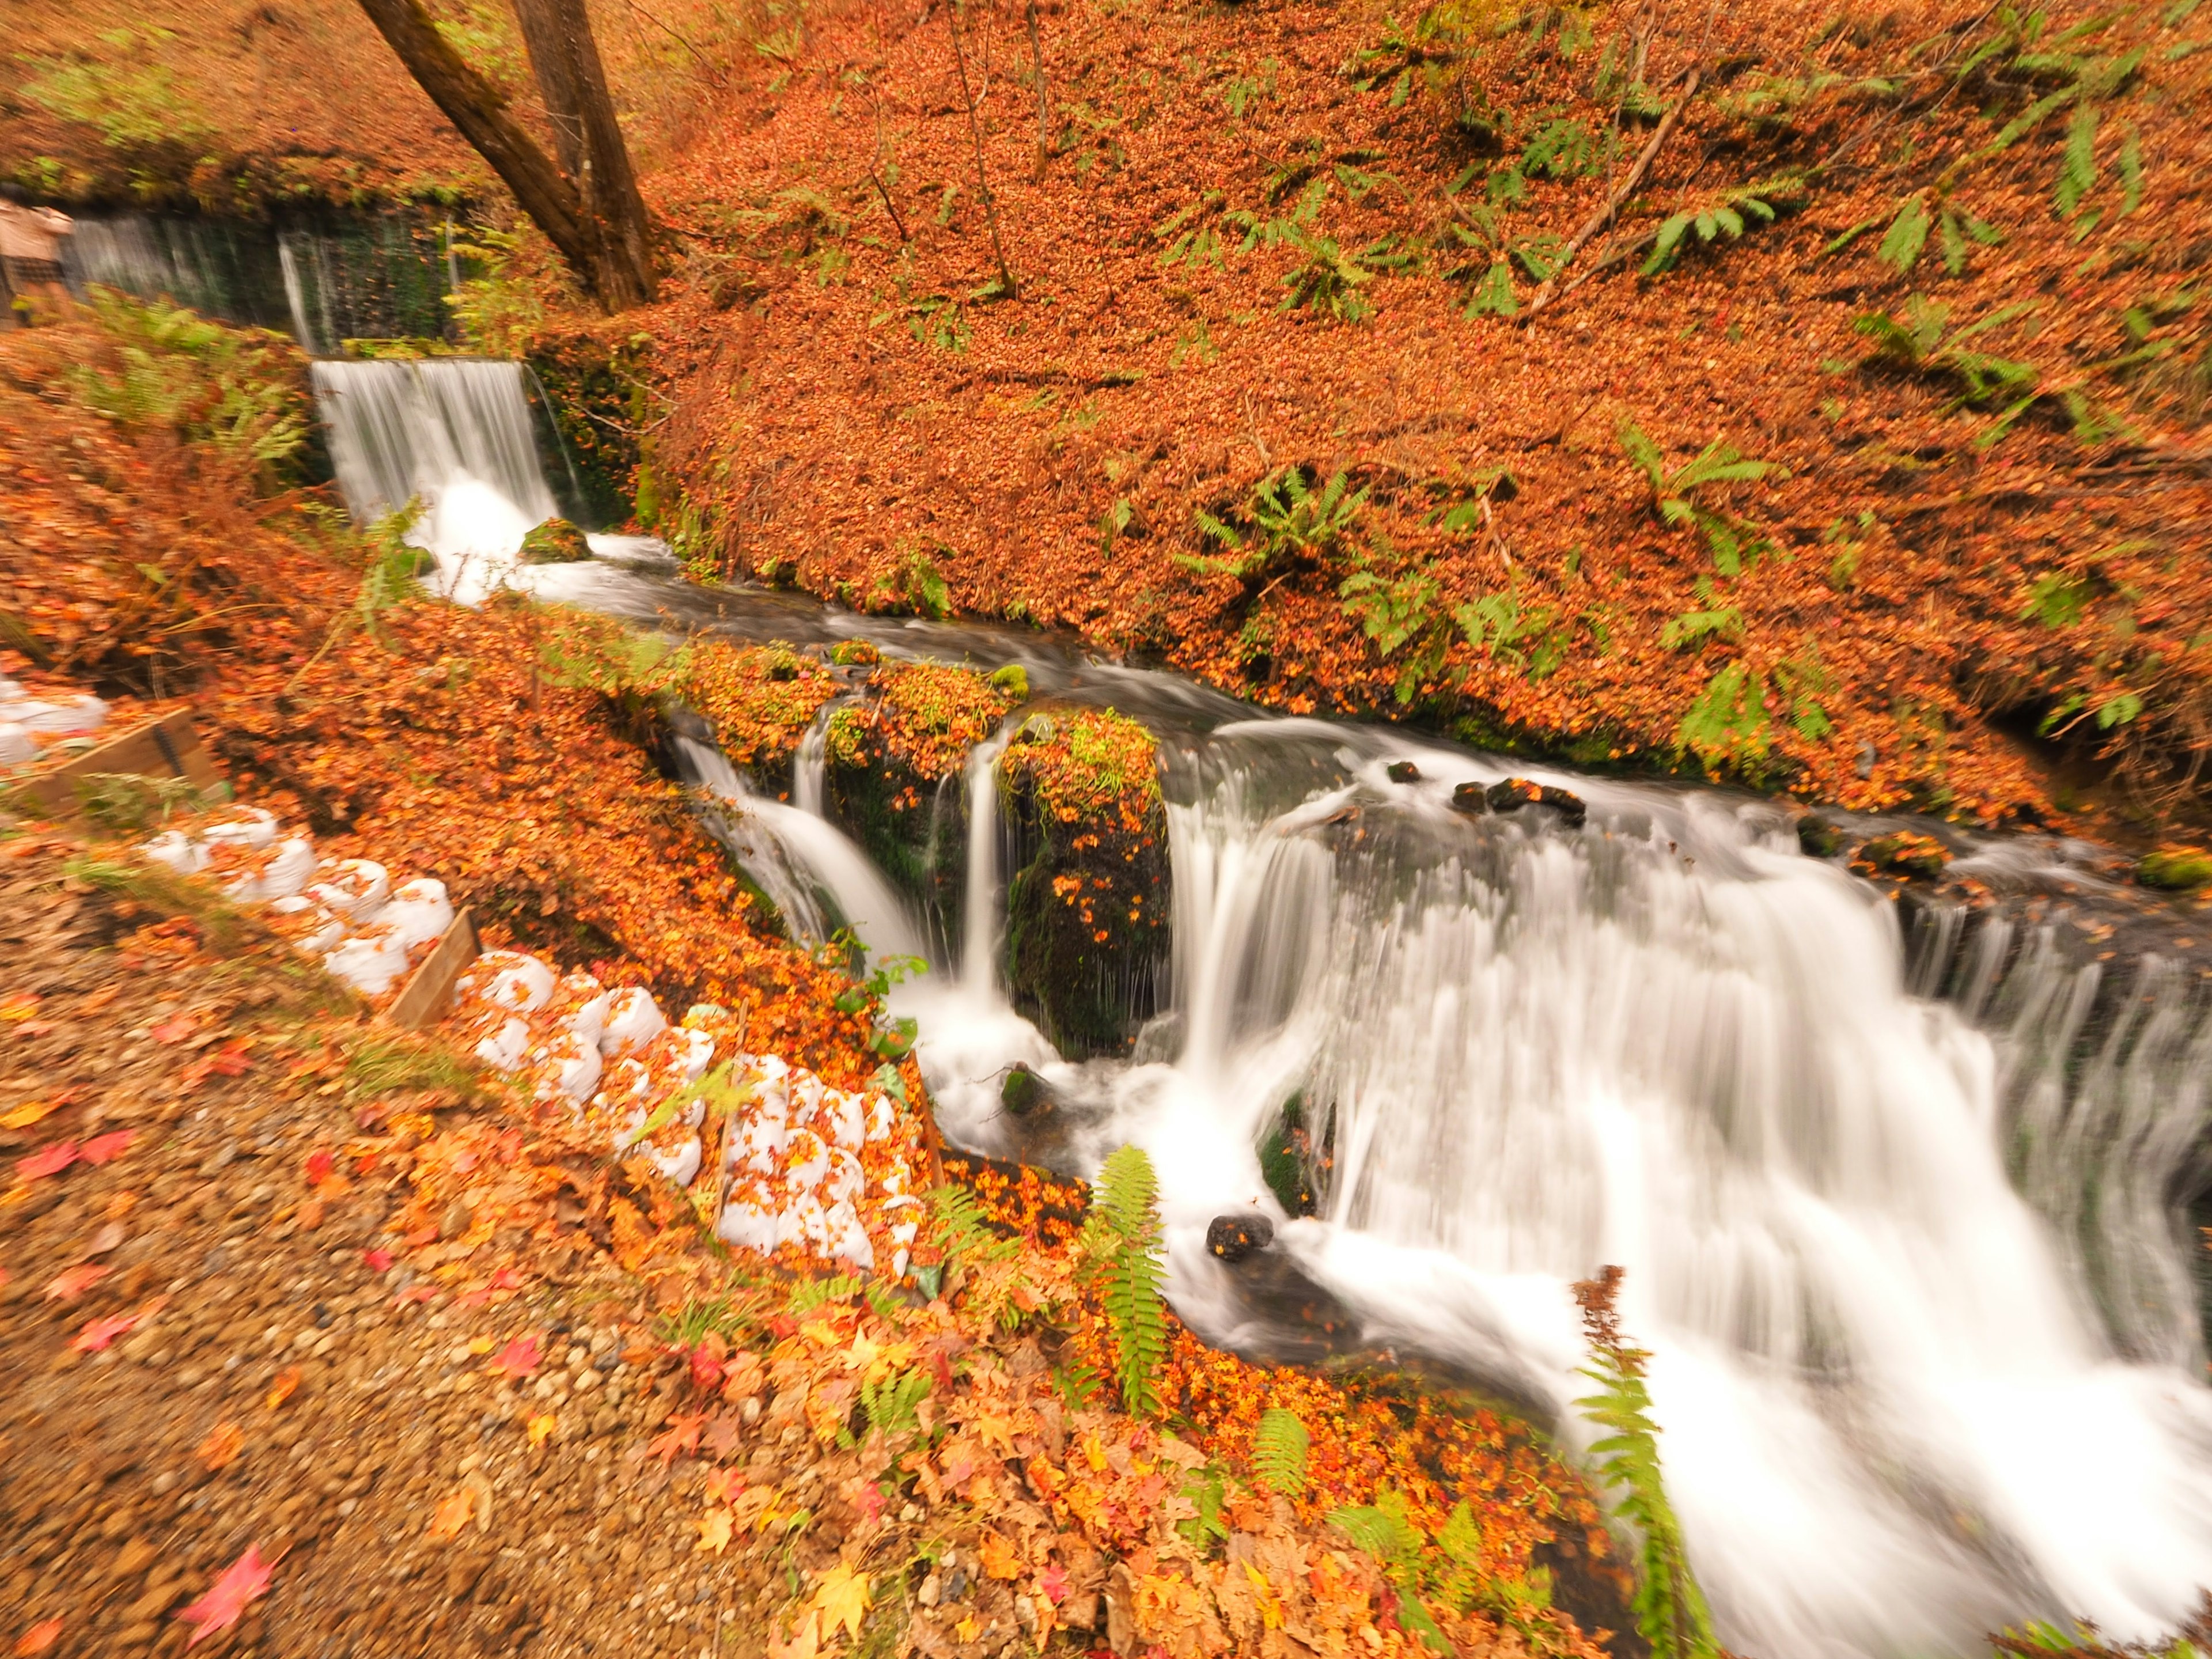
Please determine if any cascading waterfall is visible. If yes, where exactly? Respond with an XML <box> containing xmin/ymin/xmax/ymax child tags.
<box><xmin>677</xmin><ymin>699</ymin><xmax>2212</xmax><ymax>1659</ymax></box>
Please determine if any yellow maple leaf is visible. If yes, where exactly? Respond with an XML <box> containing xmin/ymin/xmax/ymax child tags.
<box><xmin>467</xmin><ymin>1336</ymin><xmax>495</xmax><ymax>1355</ymax></box>
<box><xmin>527</xmin><ymin>1413</ymin><xmax>558</xmax><ymax>1449</ymax></box>
<box><xmin>809</xmin><ymin>1564</ymin><xmax>871</xmax><ymax>1642</ymax></box>
<box><xmin>973</xmin><ymin>1411</ymin><xmax>1020</xmax><ymax>1457</ymax></box>
<box><xmin>843</xmin><ymin>1331</ymin><xmax>882</xmax><ymax>1373</ymax></box>
<box><xmin>1246</xmin><ymin>1563</ymin><xmax>1285</xmax><ymax>1631</ymax></box>
<box><xmin>1082</xmin><ymin>1433</ymin><xmax>1107</xmax><ymax>1472</ymax></box>
<box><xmin>697</xmin><ymin>1508</ymin><xmax>734</xmax><ymax>1554</ymax></box>
<box><xmin>771</xmin><ymin>1610</ymin><xmax>820</xmax><ymax>1659</ymax></box>
<box><xmin>955</xmin><ymin>1615</ymin><xmax>980</xmax><ymax>1644</ymax></box>
<box><xmin>0</xmin><ymin>1100</ymin><xmax>55</xmax><ymax>1129</ymax></box>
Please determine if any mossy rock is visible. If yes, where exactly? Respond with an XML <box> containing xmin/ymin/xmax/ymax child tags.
<box><xmin>1256</xmin><ymin>1093</ymin><xmax>1327</xmax><ymax>1218</ymax></box>
<box><xmin>823</xmin><ymin>662</ymin><xmax>1020</xmax><ymax>940</ymax></box>
<box><xmin>2138</xmin><ymin>847</ymin><xmax>2212</xmax><ymax>891</ymax></box>
<box><xmin>1797</xmin><ymin>815</ymin><xmax>1849</xmax><ymax>858</ymax></box>
<box><xmin>832</xmin><ymin>640</ymin><xmax>881</xmax><ymax>666</ymax></box>
<box><xmin>997</xmin><ymin>706</ymin><xmax>1170</xmax><ymax>1058</ymax></box>
<box><xmin>518</xmin><ymin>517</ymin><xmax>593</xmax><ymax>563</ymax></box>
<box><xmin>988</xmin><ymin>664</ymin><xmax>1031</xmax><ymax>700</ymax></box>
<box><xmin>1853</xmin><ymin>831</ymin><xmax>1951</xmax><ymax>880</ymax></box>
<box><xmin>681</xmin><ymin>639</ymin><xmax>840</xmax><ymax>786</ymax></box>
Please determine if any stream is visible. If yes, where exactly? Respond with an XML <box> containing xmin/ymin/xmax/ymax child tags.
<box><xmin>308</xmin><ymin>355</ymin><xmax>2212</xmax><ymax>1659</ymax></box>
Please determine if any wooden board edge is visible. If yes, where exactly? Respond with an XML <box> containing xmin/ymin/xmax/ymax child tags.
<box><xmin>387</xmin><ymin>908</ymin><xmax>480</xmax><ymax>1032</ymax></box>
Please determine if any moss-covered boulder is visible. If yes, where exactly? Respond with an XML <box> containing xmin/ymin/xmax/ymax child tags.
<box><xmin>998</xmin><ymin>706</ymin><xmax>1171</xmax><ymax>1057</ymax></box>
<box><xmin>2139</xmin><ymin>846</ymin><xmax>2212</xmax><ymax>891</ymax></box>
<box><xmin>518</xmin><ymin>517</ymin><xmax>593</xmax><ymax>563</ymax></box>
<box><xmin>681</xmin><ymin>640</ymin><xmax>840</xmax><ymax>789</ymax></box>
<box><xmin>1853</xmin><ymin>831</ymin><xmax>1951</xmax><ymax>880</ymax></box>
<box><xmin>824</xmin><ymin>662</ymin><xmax>1019</xmax><ymax>939</ymax></box>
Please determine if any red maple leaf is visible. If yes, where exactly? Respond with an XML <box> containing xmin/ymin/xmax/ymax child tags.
<box><xmin>172</xmin><ymin>1544</ymin><xmax>275</xmax><ymax>1646</ymax></box>
<box><xmin>1040</xmin><ymin>1562</ymin><xmax>1069</xmax><ymax>1604</ymax></box>
<box><xmin>362</xmin><ymin>1248</ymin><xmax>395</xmax><ymax>1272</ymax></box>
<box><xmin>856</xmin><ymin>1482</ymin><xmax>887</xmax><ymax>1525</ymax></box>
<box><xmin>489</xmin><ymin>1335</ymin><xmax>540</xmax><ymax>1380</ymax></box>
<box><xmin>148</xmin><ymin>1014</ymin><xmax>196</xmax><ymax>1044</ymax></box>
<box><xmin>688</xmin><ymin>1340</ymin><xmax>726</xmax><ymax>1392</ymax></box>
<box><xmin>79</xmin><ymin>1131</ymin><xmax>134</xmax><ymax>1166</ymax></box>
<box><xmin>488</xmin><ymin>1267</ymin><xmax>523</xmax><ymax>1290</ymax></box>
<box><xmin>73</xmin><ymin>1312</ymin><xmax>140</xmax><ymax>1352</ymax></box>
<box><xmin>44</xmin><ymin>1263</ymin><xmax>108</xmax><ymax>1302</ymax></box>
<box><xmin>455</xmin><ymin>1287</ymin><xmax>493</xmax><ymax>1310</ymax></box>
<box><xmin>649</xmin><ymin>1411</ymin><xmax>706</xmax><ymax>1463</ymax></box>
<box><xmin>17</xmin><ymin>1142</ymin><xmax>77</xmax><ymax>1181</ymax></box>
<box><xmin>303</xmin><ymin>1148</ymin><xmax>335</xmax><ymax>1185</ymax></box>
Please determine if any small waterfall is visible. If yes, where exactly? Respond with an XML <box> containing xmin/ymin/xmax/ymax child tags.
<box><xmin>672</xmin><ymin>736</ymin><xmax>926</xmax><ymax>969</ymax></box>
<box><xmin>960</xmin><ymin>728</ymin><xmax>1014</xmax><ymax>995</ymax></box>
<box><xmin>313</xmin><ymin>358</ymin><xmax>560</xmax><ymax>596</ymax></box>
<box><xmin>793</xmin><ymin>707</ymin><xmax>834</xmax><ymax>817</ymax></box>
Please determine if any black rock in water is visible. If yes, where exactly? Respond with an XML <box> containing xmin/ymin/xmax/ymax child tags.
<box><xmin>1486</xmin><ymin>777</ymin><xmax>1587</xmax><ymax>827</ymax></box>
<box><xmin>1001</xmin><ymin>1063</ymin><xmax>1050</xmax><ymax>1117</ymax></box>
<box><xmin>1206</xmin><ymin>1213</ymin><xmax>1275</xmax><ymax>1262</ymax></box>
<box><xmin>1385</xmin><ymin>760</ymin><xmax>1422</xmax><ymax>783</ymax></box>
<box><xmin>1449</xmin><ymin>781</ymin><xmax>1488</xmax><ymax>815</ymax></box>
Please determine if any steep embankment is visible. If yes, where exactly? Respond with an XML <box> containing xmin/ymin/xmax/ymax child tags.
<box><xmin>626</xmin><ymin>0</ymin><xmax>2212</xmax><ymax>829</ymax></box>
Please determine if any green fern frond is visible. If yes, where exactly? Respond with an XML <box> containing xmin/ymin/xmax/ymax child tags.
<box><xmin>1081</xmin><ymin>1145</ymin><xmax>1169</xmax><ymax>1418</ymax></box>
<box><xmin>1253</xmin><ymin>1406</ymin><xmax>1310</xmax><ymax>1497</ymax></box>
<box><xmin>2056</xmin><ymin>104</ymin><xmax>2100</xmax><ymax>215</ymax></box>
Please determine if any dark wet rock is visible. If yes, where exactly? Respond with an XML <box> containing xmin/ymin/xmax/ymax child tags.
<box><xmin>1448</xmin><ymin>781</ymin><xmax>1488</xmax><ymax>816</ymax></box>
<box><xmin>1855</xmin><ymin>831</ymin><xmax>1950</xmax><ymax>879</ymax></box>
<box><xmin>1797</xmin><ymin>815</ymin><xmax>1849</xmax><ymax>858</ymax></box>
<box><xmin>1257</xmin><ymin>1094</ymin><xmax>1326</xmax><ymax>1218</ymax></box>
<box><xmin>1000</xmin><ymin>1064</ymin><xmax>1051</xmax><ymax>1118</ymax></box>
<box><xmin>1206</xmin><ymin>1213</ymin><xmax>1275</xmax><ymax>1263</ymax></box>
<box><xmin>1385</xmin><ymin>760</ymin><xmax>1421</xmax><ymax>783</ymax></box>
<box><xmin>998</xmin><ymin>707</ymin><xmax>1169</xmax><ymax>1059</ymax></box>
<box><xmin>1485</xmin><ymin>777</ymin><xmax>1587</xmax><ymax>827</ymax></box>
<box><xmin>517</xmin><ymin>517</ymin><xmax>591</xmax><ymax>563</ymax></box>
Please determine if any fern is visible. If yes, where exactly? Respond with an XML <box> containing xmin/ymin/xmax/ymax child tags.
<box><xmin>1180</xmin><ymin>468</ymin><xmax>1368</xmax><ymax>581</ymax></box>
<box><xmin>1079</xmin><ymin>1144</ymin><xmax>1169</xmax><ymax>1418</ymax></box>
<box><xmin>1573</xmin><ymin>1267</ymin><xmax>1719</xmax><ymax>1659</ymax></box>
<box><xmin>1679</xmin><ymin>660</ymin><xmax>1772</xmax><ymax>773</ymax></box>
<box><xmin>1252</xmin><ymin>1407</ymin><xmax>1311</xmax><ymax>1497</ymax></box>
<box><xmin>2057</xmin><ymin>103</ymin><xmax>2100</xmax><ymax>216</ymax></box>
<box><xmin>1642</xmin><ymin>179</ymin><xmax>1796</xmax><ymax>276</ymax></box>
<box><xmin>927</xmin><ymin>1182</ymin><xmax>1021</xmax><ymax>1272</ymax></box>
<box><xmin>858</xmin><ymin>1366</ymin><xmax>931</xmax><ymax>1445</ymax></box>
<box><xmin>1616</xmin><ymin>423</ymin><xmax>1786</xmax><ymax>576</ymax></box>
<box><xmin>357</xmin><ymin>499</ymin><xmax>431</xmax><ymax>641</ymax></box>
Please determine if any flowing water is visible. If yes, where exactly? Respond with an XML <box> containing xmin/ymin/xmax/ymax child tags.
<box><xmin>325</xmin><ymin>366</ymin><xmax>2212</xmax><ymax>1658</ymax></box>
<box><xmin>312</xmin><ymin>357</ymin><xmax>670</xmax><ymax>600</ymax></box>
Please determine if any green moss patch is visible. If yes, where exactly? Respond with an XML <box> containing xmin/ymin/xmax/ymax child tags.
<box><xmin>681</xmin><ymin>639</ymin><xmax>840</xmax><ymax>781</ymax></box>
<box><xmin>519</xmin><ymin>517</ymin><xmax>592</xmax><ymax>563</ymax></box>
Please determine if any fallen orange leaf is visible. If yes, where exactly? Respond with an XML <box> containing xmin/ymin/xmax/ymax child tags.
<box><xmin>527</xmin><ymin>1413</ymin><xmax>557</xmax><ymax>1449</ymax></box>
<box><xmin>426</xmin><ymin>1490</ymin><xmax>474</xmax><ymax>1543</ymax></box>
<box><xmin>44</xmin><ymin>1263</ymin><xmax>108</xmax><ymax>1302</ymax></box>
<box><xmin>199</xmin><ymin>1421</ymin><xmax>245</xmax><ymax>1471</ymax></box>
<box><xmin>266</xmin><ymin>1366</ymin><xmax>301</xmax><ymax>1410</ymax></box>
<box><xmin>173</xmin><ymin>1544</ymin><xmax>275</xmax><ymax>1647</ymax></box>
<box><xmin>79</xmin><ymin>1130</ymin><xmax>134</xmax><ymax>1166</ymax></box>
<box><xmin>0</xmin><ymin>1100</ymin><xmax>56</xmax><ymax>1130</ymax></box>
<box><xmin>13</xmin><ymin>1617</ymin><xmax>62</xmax><ymax>1656</ymax></box>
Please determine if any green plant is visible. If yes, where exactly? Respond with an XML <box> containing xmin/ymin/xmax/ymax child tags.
<box><xmin>1252</xmin><ymin>1407</ymin><xmax>1310</xmax><ymax>1497</ymax></box>
<box><xmin>444</xmin><ymin>228</ymin><xmax>554</xmax><ymax>355</ymax></box>
<box><xmin>1851</xmin><ymin>296</ymin><xmax>2135</xmax><ymax>448</ymax></box>
<box><xmin>1330</xmin><ymin>1486</ymin><xmax>1558</xmax><ymax>1654</ymax></box>
<box><xmin>1573</xmin><ymin>1266</ymin><xmax>1719</xmax><ymax>1659</ymax></box>
<box><xmin>1659</xmin><ymin>584</ymin><xmax>1745</xmax><ymax>649</ymax></box>
<box><xmin>870</xmin><ymin>548</ymin><xmax>953</xmax><ymax>619</ymax></box>
<box><xmin>1678</xmin><ymin>660</ymin><xmax>1772</xmax><ymax>773</ymax></box>
<box><xmin>355</xmin><ymin>501</ymin><xmax>432</xmax><ymax>643</ymax></box>
<box><xmin>851</xmin><ymin>1366</ymin><xmax>933</xmax><ymax>1449</ymax></box>
<box><xmin>72</xmin><ymin>772</ymin><xmax>217</xmax><ymax>835</ymax></box>
<box><xmin>1183</xmin><ymin>468</ymin><xmax>1369</xmax><ymax>581</ymax></box>
<box><xmin>1442</xmin><ymin>203</ymin><xmax>1562</xmax><ymax>317</ymax></box>
<box><xmin>926</xmin><ymin>1182</ymin><xmax>1021</xmax><ymax>1276</ymax></box>
<box><xmin>658</xmin><ymin>1294</ymin><xmax>750</xmax><ymax>1348</ymax></box>
<box><xmin>1455</xmin><ymin>584</ymin><xmax>1574</xmax><ymax>679</ymax></box>
<box><xmin>342</xmin><ymin>1032</ymin><xmax>478</xmax><ymax>1101</ymax></box>
<box><xmin>1642</xmin><ymin>179</ymin><xmax>1800</xmax><ymax>276</ymax></box>
<box><xmin>1078</xmin><ymin>1144</ymin><xmax>1169</xmax><ymax>1418</ymax></box>
<box><xmin>19</xmin><ymin>29</ymin><xmax>213</xmax><ymax>151</ymax></box>
<box><xmin>1616</xmin><ymin>423</ymin><xmax>1787</xmax><ymax>576</ymax></box>
<box><xmin>539</xmin><ymin>607</ymin><xmax>693</xmax><ymax>698</ymax></box>
<box><xmin>1156</xmin><ymin>193</ymin><xmax>1230</xmax><ymax>269</ymax></box>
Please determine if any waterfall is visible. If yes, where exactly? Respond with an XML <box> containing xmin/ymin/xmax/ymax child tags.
<box><xmin>683</xmin><ymin>700</ymin><xmax>2212</xmax><ymax>1659</ymax></box>
<box><xmin>313</xmin><ymin>358</ymin><xmax>558</xmax><ymax>597</ymax></box>
<box><xmin>960</xmin><ymin>728</ymin><xmax>1014</xmax><ymax>995</ymax></box>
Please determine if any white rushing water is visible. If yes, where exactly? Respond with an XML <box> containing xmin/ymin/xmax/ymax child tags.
<box><xmin>312</xmin><ymin>358</ymin><xmax>671</xmax><ymax>603</ymax></box>
<box><xmin>675</xmin><ymin>712</ymin><xmax>2212</xmax><ymax>1659</ymax></box>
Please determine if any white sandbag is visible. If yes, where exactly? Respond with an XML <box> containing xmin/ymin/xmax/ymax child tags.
<box><xmin>599</xmin><ymin>987</ymin><xmax>666</xmax><ymax>1057</ymax></box>
<box><xmin>476</xmin><ymin>1016</ymin><xmax>532</xmax><ymax>1072</ymax></box>
<box><xmin>823</xmin><ymin>1199</ymin><xmax>875</xmax><ymax>1271</ymax></box>
<box><xmin>268</xmin><ymin>893</ymin><xmax>349</xmax><ymax>956</ymax></box>
<box><xmin>717</xmin><ymin>1201</ymin><xmax>781</xmax><ymax>1253</ymax></box>
<box><xmin>306</xmin><ymin>859</ymin><xmax>391</xmax><ymax>921</ymax></box>
<box><xmin>643</xmin><ymin>1135</ymin><xmax>702</xmax><ymax>1187</ymax></box>
<box><xmin>459</xmin><ymin>950</ymin><xmax>556</xmax><ymax>1016</ymax></box>
<box><xmin>199</xmin><ymin>806</ymin><xmax>278</xmax><ymax>849</ymax></box>
<box><xmin>535</xmin><ymin>1029</ymin><xmax>603</xmax><ymax>1103</ymax></box>
<box><xmin>225</xmin><ymin>836</ymin><xmax>316</xmax><ymax>902</ymax></box>
<box><xmin>0</xmin><ymin>724</ymin><xmax>32</xmax><ymax>767</ymax></box>
<box><xmin>140</xmin><ymin>829</ymin><xmax>209</xmax><ymax>875</ymax></box>
<box><xmin>323</xmin><ymin>878</ymin><xmax>452</xmax><ymax>997</ymax></box>
<box><xmin>11</xmin><ymin>696</ymin><xmax>106</xmax><ymax>736</ymax></box>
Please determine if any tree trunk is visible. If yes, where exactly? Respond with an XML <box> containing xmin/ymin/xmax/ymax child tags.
<box><xmin>354</xmin><ymin>0</ymin><xmax>654</xmax><ymax>310</ymax></box>
<box><xmin>512</xmin><ymin>0</ymin><xmax>658</xmax><ymax>307</ymax></box>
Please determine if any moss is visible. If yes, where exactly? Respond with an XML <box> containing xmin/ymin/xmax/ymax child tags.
<box><xmin>518</xmin><ymin>517</ymin><xmax>592</xmax><ymax>563</ymax></box>
<box><xmin>681</xmin><ymin>639</ymin><xmax>840</xmax><ymax>784</ymax></box>
<box><xmin>2139</xmin><ymin>847</ymin><xmax>2212</xmax><ymax>891</ymax></box>
<box><xmin>526</xmin><ymin>331</ymin><xmax>649</xmax><ymax>529</ymax></box>
<box><xmin>1853</xmin><ymin>831</ymin><xmax>1951</xmax><ymax>879</ymax></box>
<box><xmin>822</xmin><ymin>662</ymin><xmax>1021</xmax><ymax>938</ymax></box>
<box><xmin>997</xmin><ymin>707</ymin><xmax>1170</xmax><ymax>1057</ymax></box>
<box><xmin>1257</xmin><ymin>1093</ymin><xmax>1327</xmax><ymax>1218</ymax></box>
<box><xmin>989</xmin><ymin>664</ymin><xmax>1031</xmax><ymax>700</ymax></box>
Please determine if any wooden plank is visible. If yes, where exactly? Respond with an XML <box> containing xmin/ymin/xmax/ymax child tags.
<box><xmin>16</xmin><ymin>709</ymin><xmax>224</xmax><ymax>821</ymax></box>
<box><xmin>387</xmin><ymin>908</ymin><xmax>480</xmax><ymax>1031</ymax></box>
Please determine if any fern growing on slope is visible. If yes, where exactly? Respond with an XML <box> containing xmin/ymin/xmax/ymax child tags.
<box><xmin>1252</xmin><ymin>1406</ymin><xmax>1310</xmax><ymax>1497</ymax></box>
<box><xmin>1080</xmin><ymin>1145</ymin><xmax>1169</xmax><ymax>1417</ymax></box>
<box><xmin>1573</xmin><ymin>1266</ymin><xmax>1719</xmax><ymax>1659</ymax></box>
